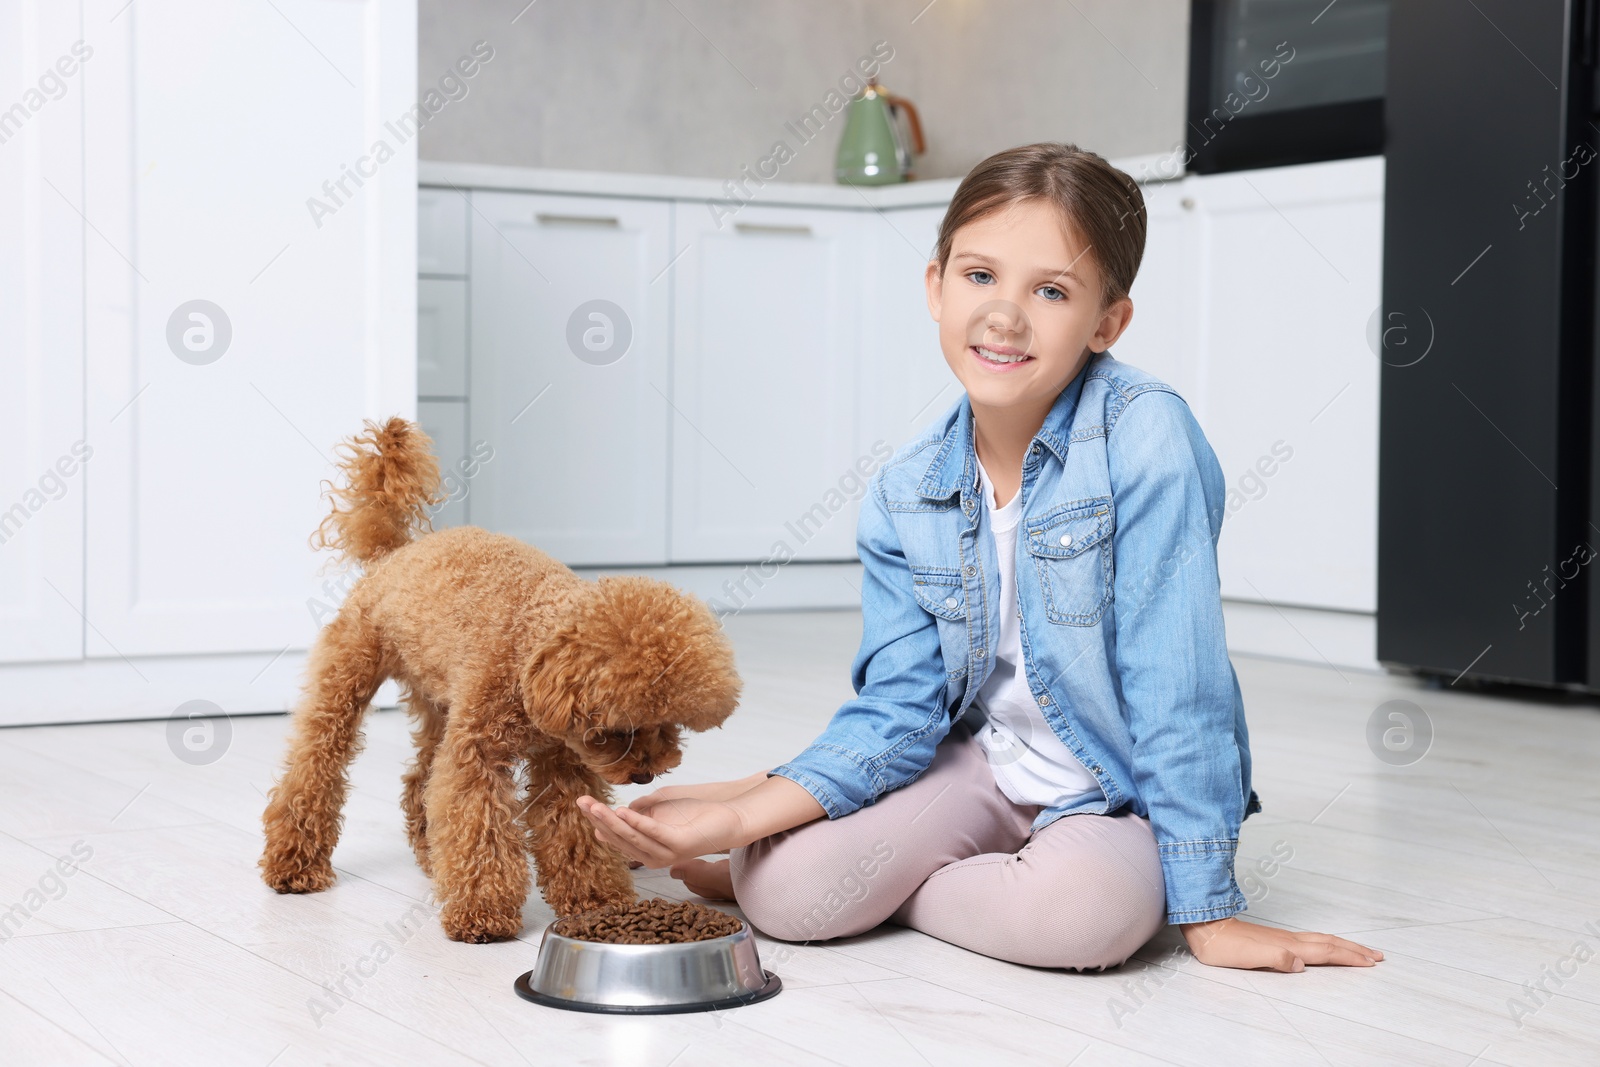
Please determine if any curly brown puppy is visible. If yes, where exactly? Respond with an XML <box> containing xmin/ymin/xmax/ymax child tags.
<box><xmin>259</xmin><ymin>417</ymin><xmax>741</xmax><ymax>943</ymax></box>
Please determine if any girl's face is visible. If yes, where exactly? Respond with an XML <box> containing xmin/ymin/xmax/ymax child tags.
<box><xmin>925</xmin><ymin>198</ymin><xmax>1134</xmax><ymax>415</ymax></box>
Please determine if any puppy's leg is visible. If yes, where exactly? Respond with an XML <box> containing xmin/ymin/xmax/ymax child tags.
<box><xmin>523</xmin><ymin>741</ymin><xmax>636</xmax><ymax>918</ymax></box>
<box><xmin>426</xmin><ymin>699</ymin><xmax>530</xmax><ymax>943</ymax></box>
<box><xmin>260</xmin><ymin>610</ymin><xmax>388</xmax><ymax>893</ymax></box>
<box><xmin>400</xmin><ymin>688</ymin><xmax>446</xmax><ymax>877</ymax></box>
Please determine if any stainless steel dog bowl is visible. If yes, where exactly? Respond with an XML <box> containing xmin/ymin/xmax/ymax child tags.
<box><xmin>514</xmin><ymin>917</ymin><xmax>782</xmax><ymax>1014</ymax></box>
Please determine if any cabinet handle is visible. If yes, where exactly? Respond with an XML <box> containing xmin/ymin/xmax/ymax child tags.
<box><xmin>734</xmin><ymin>222</ymin><xmax>814</xmax><ymax>236</ymax></box>
<box><xmin>536</xmin><ymin>213</ymin><xmax>621</xmax><ymax>227</ymax></box>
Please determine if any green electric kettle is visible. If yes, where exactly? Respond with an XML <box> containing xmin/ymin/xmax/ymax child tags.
<box><xmin>836</xmin><ymin>77</ymin><xmax>925</xmax><ymax>185</ymax></box>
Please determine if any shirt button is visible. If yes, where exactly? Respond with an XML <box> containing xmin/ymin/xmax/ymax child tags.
<box><xmin>1059</xmin><ymin>533</ymin><xmax>1073</xmax><ymax>547</ymax></box>
<box><xmin>944</xmin><ymin>596</ymin><xmax>958</xmax><ymax>610</ymax></box>
<box><xmin>973</xmin><ymin>647</ymin><xmax>986</xmax><ymax>658</ymax></box>
<box><xmin>1038</xmin><ymin>693</ymin><xmax>1052</xmax><ymax>706</ymax></box>
<box><xmin>1030</xmin><ymin>443</ymin><xmax>1041</xmax><ymax>455</ymax></box>
<box><xmin>963</xmin><ymin>564</ymin><xmax>976</xmax><ymax>577</ymax></box>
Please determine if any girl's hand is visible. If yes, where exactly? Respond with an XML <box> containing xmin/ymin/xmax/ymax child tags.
<box><xmin>1180</xmin><ymin>917</ymin><xmax>1383</xmax><ymax>972</ymax></box>
<box><xmin>627</xmin><ymin>770</ymin><xmax>770</xmax><ymax>814</ymax></box>
<box><xmin>577</xmin><ymin>795</ymin><xmax>748</xmax><ymax>870</ymax></box>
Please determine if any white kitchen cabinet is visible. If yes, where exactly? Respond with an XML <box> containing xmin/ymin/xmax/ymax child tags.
<box><xmin>1100</xmin><ymin>159</ymin><xmax>1383</xmax><ymax>617</ymax></box>
<box><xmin>1187</xmin><ymin>157</ymin><xmax>1384</xmax><ymax>613</ymax></box>
<box><xmin>79</xmin><ymin>0</ymin><xmax>417</xmax><ymax>658</ymax></box>
<box><xmin>418</xmin><ymin>205</ymin><xmax>470</xmax><ymax>531</ymax></box>
<box><xmin>0</xmin><ymin>0</ymin><xmax>85</xmax><ymax>665</ymax></box>
<box><xmin>670</xmin><ymin>202</ymin><xmax>865</xmax><ymax>563</ymax></box>
<box><xmin>857</xmin><ymin>205</ymin><xmax>951</xmax><ymax>456</ymax></box>
<box><xmin>468</xmin><ymin>191</ymin><xmax>672</xmax><ymax>566</ymax></box>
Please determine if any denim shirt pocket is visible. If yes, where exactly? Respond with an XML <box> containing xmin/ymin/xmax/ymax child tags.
<box><xmin>1024</xmin><ymin>496</ymin><xmax>1115</xmax><ymax>626</ymax></box>
<box><xmin>910</xmin><ymin>565</ymin><xmax>969</xmax><ymax>680</ymax></box>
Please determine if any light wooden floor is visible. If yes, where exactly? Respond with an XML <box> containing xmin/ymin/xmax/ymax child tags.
<box><xmin>2</xmin><ymin>609</ymin><xmax>1597</xmax><ymax>1066</ymax></box>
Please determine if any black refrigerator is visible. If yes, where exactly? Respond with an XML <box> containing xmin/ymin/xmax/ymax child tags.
<box><xmin>1378</xmin><ymin>0</ymin><xmax>1600</xmax><ymax>691</ymax></box>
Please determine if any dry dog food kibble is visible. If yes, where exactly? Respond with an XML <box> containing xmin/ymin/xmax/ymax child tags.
<box><xmin>554</xmin><ymin>897</ymin><xmax>744</xmax><ymax>944</ymax></box>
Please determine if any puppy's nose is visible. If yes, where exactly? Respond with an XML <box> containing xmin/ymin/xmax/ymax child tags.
<box><xmin>630</xmin><ymin>772</ymin><xmax>654</xmax><ymax>785</ymax></box>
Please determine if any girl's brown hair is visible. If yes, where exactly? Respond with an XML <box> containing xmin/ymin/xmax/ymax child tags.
<box><xmin>932</xmin><ymin>142</ymin><xmax>1148</xmax><ymax>311</ymax></box>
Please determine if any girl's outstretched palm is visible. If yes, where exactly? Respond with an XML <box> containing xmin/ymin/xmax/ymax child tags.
<box><xmin>1181</xmin><ymin>917</ymin><xmax>1383</xmax><ymax>971</ymax></box>
<box><xmin>577</xmin><ymin>794</ymin><xmax>748</xmax><ymax>870</ymax></box>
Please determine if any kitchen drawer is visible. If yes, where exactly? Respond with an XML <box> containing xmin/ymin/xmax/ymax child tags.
<box><xmin>418</xmin><ymin>277</ymin><xmax>468</xmax><ymax>397</ymax></box>
<box><xmin>419</xmin><ymin>187</ymin><xmax>468</xmax><ymax>275</ymax></box>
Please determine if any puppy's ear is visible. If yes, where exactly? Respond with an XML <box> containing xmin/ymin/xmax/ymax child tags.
<box><xmin>588</xmin><ymin>576</ymin><xmax>742</xmax><ymax>732</ymax></box>
<box><xmin>519</xmin><ymin>623</ymin><xmax>586</xmax><ymax>736</ymax></box>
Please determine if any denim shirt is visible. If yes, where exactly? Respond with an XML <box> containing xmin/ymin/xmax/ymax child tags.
<box><xmin>768</xmin><ymin>351</ymin><xmax>1262</xmax><ymax>926</ymax></box>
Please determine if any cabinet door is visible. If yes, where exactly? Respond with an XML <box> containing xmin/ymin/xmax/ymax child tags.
<box><xmin>0</xmin><ymin>0</ymin><xmax>85</xmax><ymax>664</ymax></box>
<box><xmin>469</xmin><ymin>191</ymin><xmax>671</xmax><ymax>566</ymax></box>
<box><xmin>1189</xmin><ymin>157</ymin><xmax>1384</xmax><ymax>612</ymax></box>
<box><xmin>857</xmin><ymin>206</ymin><xmax>951</xmax><ymax>456</ymax></box>
<box><xmin>81</xmin><ymin>0</ymin><xmax>417</xmax><ymax>657</ymax></box>
<box><xmin>671</xmin><ymin>203</ymin><xmax>862</xmax><ymax>562</ymax></box>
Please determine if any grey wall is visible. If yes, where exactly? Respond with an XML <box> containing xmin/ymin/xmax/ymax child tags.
<box><xmin>418</xmin><ymin>0</ymin><xmax>1190</xmax><ymax>182</ymax></box>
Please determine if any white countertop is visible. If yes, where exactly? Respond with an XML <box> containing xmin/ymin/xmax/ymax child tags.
<box><xmin>419</xmin><ymin>150</ymin><xmax>1180</xmax><ymax>209</ymax></box>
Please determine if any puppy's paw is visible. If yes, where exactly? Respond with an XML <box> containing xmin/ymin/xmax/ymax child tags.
<box><xmin>260</xmin><ymin>859</ymin><xmax>336</xmax><ymax>894</ymax></box>
<box><xmin>440</xmin><ymin>904</ymin><xmax>522</xmax><ymax>944</ymax></box>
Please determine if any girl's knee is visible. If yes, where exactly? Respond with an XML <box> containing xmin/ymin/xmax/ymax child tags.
<box><xmin>1062</xmin><ymin>905</ymin><xmax>1166</xmax><ymax>971</ymax></box>
<box><xmin>1017</xmin><ymin>859</ymin><xmax>1166</xmax><ymax>970</ymax></box>
<box><xmin>1020</xmin><ymin>895</ymin><xmax>1164</xmax><ymax>971</ymax></box>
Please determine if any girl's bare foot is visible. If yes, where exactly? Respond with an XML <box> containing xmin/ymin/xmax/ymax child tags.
<box><xmin>669</xmin><ymin>857</ymin><xmax>735</xmax><ymax>901</ymax></box>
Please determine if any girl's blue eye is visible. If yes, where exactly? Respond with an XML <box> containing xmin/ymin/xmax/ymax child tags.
<box><xmin>966</xmin><ymin>269</ymin><xmax>1065</xmax><ymax>302</ymax></box>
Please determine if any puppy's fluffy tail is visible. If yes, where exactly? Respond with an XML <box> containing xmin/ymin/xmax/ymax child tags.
<box><xmin>312</xmin><ymin>416</ymin><xmax>445</xmax><ymax>566</ymax></box>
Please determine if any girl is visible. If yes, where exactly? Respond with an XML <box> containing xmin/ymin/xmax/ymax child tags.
<box><xmin>577</xmin><ymin>142</ymin><xmax>1383</xmax><ymax>974</ymax></box>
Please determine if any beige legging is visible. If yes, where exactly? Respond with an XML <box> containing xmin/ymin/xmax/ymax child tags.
<box><xmin>729</xmin><ymin>719</ymin><xmax>1168</xmax><ymax>971</ymax></box>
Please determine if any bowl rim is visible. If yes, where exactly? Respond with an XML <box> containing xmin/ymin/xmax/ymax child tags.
<box><xmin>540</xmin><ymin>916</ymin><xmax>752</xmax><ymax>953</ymax></box>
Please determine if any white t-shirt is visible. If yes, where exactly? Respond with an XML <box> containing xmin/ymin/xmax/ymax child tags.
<box><xmin>970</xmin><ymin>453</ymin><xmax>1104</xmax><ymax>809</ymax></box>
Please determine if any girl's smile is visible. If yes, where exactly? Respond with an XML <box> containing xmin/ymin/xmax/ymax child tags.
<box><xmin>970</xmin><ymin>342</ymin><xmax>1036</xmax><ymax>371</ymax></box>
